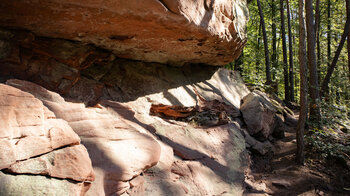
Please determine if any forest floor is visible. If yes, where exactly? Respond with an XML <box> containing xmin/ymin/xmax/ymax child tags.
<box><xmin>244</xmin><ymin>112</ymin><xmax>350</xmax><ymax>196</ymax></box>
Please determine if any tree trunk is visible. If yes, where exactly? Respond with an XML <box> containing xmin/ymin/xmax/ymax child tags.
<box><xmin>256</xmin><ymin>21</ymin><xmax>261</xmax><ymax>73</ymax></box>
<box><xmin>257</xmin><ymin>0</ymin><xmax>272</xmax><ymax>84</ymax></box>
<box><xmin>234</xmin><ymin>52</ymin><xmax>244</xmax><ymax>73</ymax></box>
<box><xmin>272</xmin><ymin>0</ymin><xmax>277</xmax><ymax>81</ymax></box>
<box><xmin>347</xmin><ymin>0</ymin><xmax>350</xmax><ymax>81</ymax></box>
<box><xmin>296</xmin><ymin>0</ymin><xmax>307</xmax><ymax>165</ymax></box>
<box><xmin>321</xmin><ymin>12</ymin><xmax>350</xmax><ymax>96</ymax></box>
<box><xmin>327</xmin><ymin>0</ymin><xmax>331</xmax><ymax>67</ymax></box>
<box><xmin>315</xmin><ymin>0</ymin><xmax>321</xmax><ymax>80</ymax></box>
<box><xmin>305</xmin><ymin>0</ymin><xmax>321</xmax><ymax>122</ymax></box>
<box><xmin>280</xmin><ymin>0</ymin><xmax>289</xmax><ymax>101</ymax></box>
<box><xmin>286</xmin><ymin>0</ymin><xmax>294</xmax><ymax>102</ymax></box>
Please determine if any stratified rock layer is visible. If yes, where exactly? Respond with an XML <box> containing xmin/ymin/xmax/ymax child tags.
<box><xmin>0</xmin><ymin>84</ymin><xmax>80</xmax><ymax>170</ymax></box>
<box><xmin>7</xmin><ymin>145</ymin><xmax>95</xmax><ymax>182</ymax></box>
<box><xmin>7</xmin><ymin>79</ymin><xmax>161</xmax><ymax>196</ymax></box>
<box><xmin>0</xmin><ymin>83</ymin><xmax>94</xmax><ymax>196</ymax></box>
<box><xmin>0</xmin><ymin>0</ymin><xmax>248</xmax><ymax>65</ymax></box>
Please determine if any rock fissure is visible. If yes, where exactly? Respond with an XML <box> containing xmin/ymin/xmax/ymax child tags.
<box><xmin>2</xmin><ymin>169</ymin><xmax>93</xmax><ymax>184</ymax></box>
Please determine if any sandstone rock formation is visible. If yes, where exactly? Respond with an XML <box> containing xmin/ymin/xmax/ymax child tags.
<box><xmin>0</xmin><ymin>84</ymin><xmax>94</xmax><ymax>196</ymax></box>
<box><xmin>7</xmin><ymin>79</ymin><xmax>249</xmax><ymax>195</ymax></box>
<box><xmin>7</xmin><ymin>79</ymin><xmax>162</xmax><ymax>196</ymax></box>
<box><xmin>0</xmin><ymin>0</ymin><xmax>248</xmax><ymax>65</ymax></box>
<box><xmin>0</xmin><ymin>1</ymin><xmax>256</xmax><ymax>196</ymax></box>
<box><xmin>240</xmin><ymin>90</ymin><xmax>296</xmax><ymax>141</ymax></box>
<box><xmin>6</xmin><ymin>145</ymin><xmax>95</xmax><ymax>182</ymax></box>
<box><xmin>0</xmin><ymin>84</ymin><xmax>80</xmax><ymax>170</ymax></box>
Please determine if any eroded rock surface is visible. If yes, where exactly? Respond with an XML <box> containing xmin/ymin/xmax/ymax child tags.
<box><xmin>0</xmin><ymin>83</ymin><xmax>94</xmax><ymax>195</ymax></box>
<box><xmin>0</xmin><ymin>0</ymin><xmax>248</xmax><ymax>65</ymax></box>
<box><xmin>7</xmin><ymin>79</ymin><xmax>161</xmax><ymax>196</ymax></box>
<box><xmin>6</xmin><ymin>76</ymin><xmax>250</xmax><ymax>195</ymax></box>
<box><xmin>0</xmin><ymin>84</ymin><xmax>80</xmax><ymax>170</ymax></box>
<box><xmin>6</xmin><ymin>144</ymin><xmax>95</xmax><ymax>182</ymax></box>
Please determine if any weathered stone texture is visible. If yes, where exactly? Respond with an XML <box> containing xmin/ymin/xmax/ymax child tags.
<box><xmin>0</xmin><ymin>0</ymin><xmax>249</xmax><ymax>65</ymax></box>
<box><xmin>7</xmin><ymin>144</ymin><xmax>95</xmax><ymax>182</ymax></box>
<box><xmin>240</xmin><ymin>91</ymin><xmax>297</xmax><ymax>141</ymax></box>
<box><xmin>7</xmin><ymin>79</ymin><xmax>161</xmax><ymax>196</ymax></box>
<box><xmin>0</xmin><ymin>83</ymin><xmax>95</xmax><ymax>195</ymax></box>
<box><xmin>0</xmin><ymin>84</ymin><xmax>80</xmax><ymax>170</ymax></box>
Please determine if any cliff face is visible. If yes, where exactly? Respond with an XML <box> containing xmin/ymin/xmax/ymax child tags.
<box><xmin>0</xmin><ymin>1</ymin><xmax>251</xmax><ymax>195</ymax></box>
<box><xmin>0</xmin><ymin>0</ymin><xmax>248</xmax><ymax>65</ymax></box>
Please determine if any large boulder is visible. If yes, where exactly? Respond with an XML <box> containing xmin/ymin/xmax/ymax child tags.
<box><xmin>240</xmin><ymin>90</ymin><xmax>296</xmax><ymax>141</ymax></box>
<box><xmin>0</xmin><ymin>0</ymin><xmax>248</xmax><ymax>65</ymax></box>
<box><xmin>0</xmin><ymin>83</ymin><xmax>94</xmax><ymax>195</ymax></box>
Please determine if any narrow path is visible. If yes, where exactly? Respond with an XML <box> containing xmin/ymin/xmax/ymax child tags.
<box><xmin>244</xmin><ymin>112</ymin><xmax>349</xmax><ymax>196</ymax></box>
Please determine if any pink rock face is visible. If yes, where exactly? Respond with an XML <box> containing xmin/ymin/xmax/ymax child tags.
<box><xmin>0</xmin><ymin>0</ymin><xmax>248</xmax><ymax>65</ymax></box>
<box><xmin>6</xmin><ymin>79</ymin><xmax>161</xmax><ymax>196</ymax></box>
<box><xmin>0</xmin><ymin>84</ymin><xmax>80</xmax><ymax>170</ymax></box>
<box><xmin>7</xmin><ymin>144</ymin><xmax>95</xmax><ymax>182</ymax></box>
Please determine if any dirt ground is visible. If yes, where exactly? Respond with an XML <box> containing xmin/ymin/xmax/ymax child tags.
<box><xmin>244</xmin><ymin>124</ymin><xmax>350</xmax><ymax>196</ymax></box>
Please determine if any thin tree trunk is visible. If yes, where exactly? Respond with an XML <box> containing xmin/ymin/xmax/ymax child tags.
<box><xmin>327</xmin><ymin>0</ymin><xmax>331</xmax><ymax>67</ymax></box>
<box><xmin>256</xmin><ymin>21</ymin><xmax>261</xmax><ymax>73</ymax></box>
<box><xmin>305</xmin><ymin>0</ymin><xmax>321</xmax><ymax>122</ymax></box>
<box><xmin>315</xmin><ymin>0</ymin><xmax>321</xmax><ymax>80</ymax></box>
<box><xmin>291</xmin><ymin>7</ymin><xmax>298</xmax><ymax>98</ymax></box>
<box><xmin>234</xmin><ymin>52</ymin><xmax>244</xmax><ymax>73</ymax></box>
<box><xmin>347</xmin><ymin>0</ymin><xmax>350</xmax><ymax>81</ymax></box>
<box><xmin>280</xmin><ymin>0</ymin><xmax>289</xmax><ymax>101</ymax></box>
<box><xmin>286</xmin><ymin>0</ymin><xmax>294</xmax><ymax>102</ymax></box>
<box><xmin>257</xmin><ymin>0</ymin><xmax>272</xmax><ymax>84</ymax></box>
<box><xmin>296</xmin><ymin>0</ymin><xmax>307</xmax><ymax>165</ymax></box>
<box><xmin>272</xmin><ymin>0</ymin><xmax>277</xmax><ymax>81</ymax></box>
<box><xmin>321</xmin><ymin>13</ymin><xmax>350</xmax><ymax>96</ymax></box>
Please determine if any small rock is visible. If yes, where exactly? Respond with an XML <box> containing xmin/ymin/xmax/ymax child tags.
<box><xmin>271</xmin><ymin>179</ymin><xmax>291</xmax><ymax>189</ymax></box>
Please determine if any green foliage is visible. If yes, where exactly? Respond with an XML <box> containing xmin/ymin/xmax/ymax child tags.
<box><xmin>321</xmin><ymin>101</ymin><xmax>349</xmax><ymax>126</ymax></box>
<box><xmin>226</xmin><ymin>0</ymin><xmax>350</xmax><ymax>166</ymax></box>
<box><xmin>305</xmin><ymin>131</ymin><xmax>350</xmax><ymax>163</ymax></box>
<box><xmin>307</xmin><ymin>99</ymin><xmax>349</xmax><ymax>128</ymax></box>
<box><xmin>227</xmin><ymin>0</ymin><xmax>349</xmax><ymax>106</ymax></box>
<box><xmin>306</xmin><ymin>100</ymin><xmax>350</xmax><ymax>165</ymax></box>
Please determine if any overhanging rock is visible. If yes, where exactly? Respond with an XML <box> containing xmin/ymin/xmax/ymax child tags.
<box><xmin>0</xmin><ymin>0</ymin><xmax>248</xmax><ymax>66</ymax></box>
